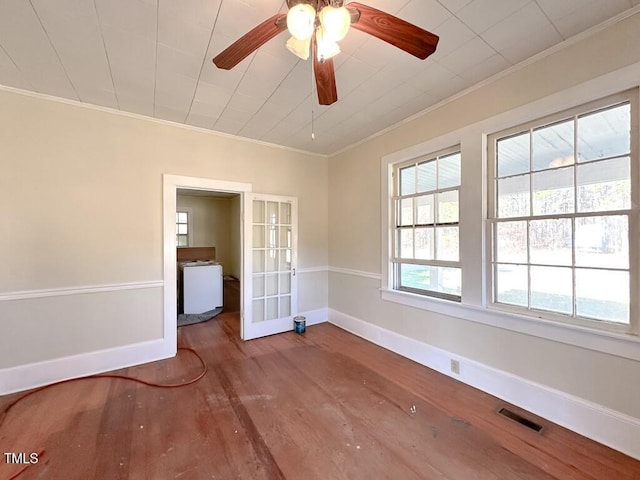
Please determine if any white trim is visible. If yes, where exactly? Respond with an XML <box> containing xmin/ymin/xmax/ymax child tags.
<box><xmin>243</xmin><ymin>308</ymin><xmax>328</xmax><ymax>340</ymax></box>
<box><xmin>0</xmin><ymin>281</ymin><xmax>163</xmax><ymax>302</ymax></box>
<box><xmin>329</xmin><ymin>266</ymin><xmax>382</xmax><ymax>280</ymax></box>
<box><xmin>164</xmin><ymin>174</ymin><xmax>251</xmax><ymax>342</ymax></box>
<box><xmin>380</xmin><ymin>288</ymin><xmax>640</xmax><ymax>362</ymax></box>
<box><xmin>0</xmin><ymin>85</ymin><xmax>327</xmax><ymax>159</ymax></box>
<box><xmin>297</xmin><ymin>266</ymin><xmax>329</xmax><ymax>274</ymax></box>
<box><xmin>328</xmin><ymin>308</ymin><xmax>640</xmax><ymax>461</ymax></box>
<box><xmin>0</xmin><ymin>338</ymin><xmax>172</xmax><ymax>395</ymax></box>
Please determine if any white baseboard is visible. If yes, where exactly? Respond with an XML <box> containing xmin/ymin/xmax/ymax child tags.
<box><xmin>0</xmin><ymin>338</ymin><xmax>175</xmax><ymax>395</ymax></box>
<box><xmin>328</xmin><ymin>308</ymin><xmax>640</xmax><ymax>461</ymax></box>
<box><xmin>243</xmin><ymin>308</ymin><xmax>328</xmax><ymax>340</ymax></box>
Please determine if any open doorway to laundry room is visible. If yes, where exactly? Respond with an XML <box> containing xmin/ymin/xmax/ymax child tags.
<box><xmin>162</xmin><ymin>175</ymin><xmax>251</xmax><ymax>348</ymax></box>
<box><xmin>175</xmin><ymin>188</ymin><xmax>241</xmax><ymax>325</ymax></box>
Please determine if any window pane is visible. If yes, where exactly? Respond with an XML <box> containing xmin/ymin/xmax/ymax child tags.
<box><xmin>253</xmin><ymin>299</ymin><xmax>264</xmax><ymax>323</ymax></box>
<box><xmin>578</xmin><ymin>103</ymin><xmax>630</xmax><ymax>162</ymax></box>
<box><xmin>436</xmin><ymin>226</ymin><xmax>459</xmax><ymax>261</ymax></box>
<box><xmin>495</xmin><ymin>264</ymin><xmax>528</xmax><ymax>306</ymax></box>
<box><xmin>266</xmin><ymin>274</ymin><xmax>278</xmax><ymax>296</ymax></box>
<box><xmin>266</xmin><ymin>297</ymin><xmax>278</xmax><ymax>320</ymax></box>
<box><xmin>417</xmin><ymin>161</ymin><xmax>436</xmax><ymax>192</ymax></box>
<box><xmin>497</xmin><ymin>131</ymin><xmax>529</xmax><ymax>177</ymax></box>
<box><xmin>532</xmin><ymin>166</ymin><xmax>574</xmax><ymax>215</ymax></box>
<box><xmin>253</xmin><ymin>275</ymin><xmax>265</xmax><ymax>298</ymax></box>
<box><xmin>416</xmin><ymin>195</ymin><xmax>434</xmax><ymax>224</ymax></box>
<box><xmin>497</xmin><ymin>174</ymin><xmax>530</xmax><ymax>218</ymax></box>
<box><xmin>267</xmin><ymin>226</ymin><xmax>278</xmax><ymax>248</ymax></box>
<box><xmin>495</xmin><ymin>221</ymin><xmax>527</xmax><ymax>264</ymax></box>
<box><xmin>575</xmin><ymin>216</ymin><xmax>628</xmax><ymax>269</ymax></box>
<box><xmin>253</xmin><ymin>200</ymin><xmax>265</xmax><ymax>223</ymax></box>
<box><xmin>280</xmin><ymin>273</ymin><xmax>291</xmax><ymax>295</ymax></box>
<box><xmin>177</xmin><ymin>235</ymin><xmax>187</xmax><ymax>246</ymax></box>
<box><xmin>280</xmin><ymin>203</ymin><xmax>292</xmax><ymax>224</ymax></box>
<box><xmin>399</xmin><ymin>264</ymin><xmax>461</xmax><ymax>296</ymax></box>
<box><xmin>532</xmin><ymin>119</ymin><xmax>574</xmax><ymax>171</ymax></box>
<box><xmin>266</xmin><ymin>249</ymin><xmax>279</xmax><ymax>272</ymax></box>
<box><xmin>177</xmin><ymin>224</ymin><xmax>188</xmax><ymax>234</ymax></box>
<box><xmin>529</xmin><ymin>218</ymin><xmax>572</xmax><ymax>266</ymax></box>
<box><xmin>399</xmin><ymin>228</ymin><xmax>413</xmax><ymax>258</ymax></box>
<box><xmin>438</xmin><ymin>153</ymin><xmax>461</xmax><ymax>188</ymax></box>
<box><xmin>253</xmin><ymin>225</ymin><xmax>265</xmax><ymax>248</ymax></box>
<box><xmin>399</xmin><ymin>198</ymin><xmax>413</xmax><ymax>226</ymax></box>
<box><xmin>415</xmin><ymin>228</ymin><xmax>434</xmax><ymax>260</ymax></box>
<box><xmin>267</xmin><ymin>201</ymin><xmax>279</xmax><ymax>224</ymax></box>
<box><xmin>437</xmin><ymin>190</ymin><xmax>459</xmax><ymax>223</ymax></box>
<box><xmin>577</xmin><ymin>157</ymin><xmax>630</xmax><ymax>212</ymax></box>
<box><xmin>280</xmin><ymin>296</ymin><xmax>291</xmax><ymax>317</ymax></box>
<box><xmin>576</xmin><ymin>269</ymin><xmax>629</xmax><ymax>323</ymax></box>
<box><xmin>530</xmin><ymin>266</ymin><xmax>572</xmax><ymax>315</ymax></box>
<box><xmin>400</xmin><ymin>165</ymin><xmax>416</xmax><ymax>195</ymax></box>
<box><xmin>177</xmin><ymin>212</ymin><xmax>187</xmax><ymax>223</ymax></box>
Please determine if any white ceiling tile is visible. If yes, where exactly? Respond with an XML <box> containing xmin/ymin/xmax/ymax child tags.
<box><xmin>157</xmin><ymin>45</ymin><xmax>202</xmax><ymax>80</ymax></box>
<box><xmin>0</xmin><ymin>0</ymin><xmax>76</xmax><ymax>98</ymax></box>
<box><xmin>335</xmin><ymin>58</ymin><xmax>379</xmax><ymax>97</ymax></box>
<box><xmin>192</xmin><ymin>80</ymin><xmax>234</xmax><ymax>107</ymax></box>
<box><xmin>551</xmin><ymin>0</ymin><xmax>633</xmax><ymax>39</ymax></box>
<box><xmin>437</xmin><ymin>0</ymin><xmax>474</xmax><ymax>13</ymax></box>
<box><xmin>429</xmin><ymin>16</ymin><xmax>477</xmax><ymax>59</ymax></box>
<box><xmin>187</xmin><ymin>100</ymin><xmax>223</xmax><ymax>119</ymax></box>
<box><xmin>76</xmin><ymin>88</ymin><xmax>118</xmax><ymax>109</ymax></box>
<box><xmin>404</xmin><ymin>62</ymin><xmax>457</xmax><ymax>92</ymax></box>
<box><xmin>159</xmin><ymin>0</ymin><xmax>222</xmax><ymax>30</ymax></box>
<box><xmin>94</xmin><ymin>0</ymin><xmax>157</xmax><ymax>41</ymax></box>
<box><xmin>117</xmin><ymin>93</ymin><xmax>154</xmax><ymax>116</ymax></box>
<box><xmin>185</xmin><ymin>112</ymin><xmax>218</xmax><ymax>129</ymax></box>
<box><xmin>458</xmin><ymin>53</ymin><xmax>511</xmax><ymax>83</ymax></box>
<box><xmin>398</xmin><ymin>0</ymin><xmax>453</xmax><ymax>31</ymax></box>
<box><xmin>481</xmin><ymin>2</ymin><xmax>557</xmax><ymax>53</ymax></box>
<box><xmin>213</xmin><ymin>117</ymin><xmax>245</xmax><ymax>135</ymax></box>
<box><xmin>158</xmin><ymin>16</ymin><xmax>211</xmax><ymax>57</ymax></box>
<box><xmin>438</xmin><ymin>36</ymin><xmax>496</xmax><ymax>74</ymax></box>
<box><xmin>457</xmin><ymin>0</ymin><xmax>530</xmax><ymax>34</ymax></box>
<box><xmin>498</xmin><ymin>23</ymin><xmax>563</xmax><ymax>64</ymax></box>
<box><xmin>236</xmin><ymin>73</ymin><xmax>280</xmax><ymax>100</ymax></box>
<box><xmin>225</xmin><ymin>94</ymin><xmax>261</xmax><ymax>115</ymax></box>
<box><xmin>155</xmin><ymin>104</ymin><xmax>189</xmax><ymax>123</ymax></box>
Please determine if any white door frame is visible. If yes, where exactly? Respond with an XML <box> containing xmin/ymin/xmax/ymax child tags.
<box><xmin>162</xmin><ymin>174</ymin><xmax>252</xmax><ymax>351</ymax></box>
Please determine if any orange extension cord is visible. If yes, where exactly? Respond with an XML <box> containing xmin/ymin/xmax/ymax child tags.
<box><xmin>0</xmin><ymin>347</ymin><xmax>207</xmax><ymax>479</ymax></box>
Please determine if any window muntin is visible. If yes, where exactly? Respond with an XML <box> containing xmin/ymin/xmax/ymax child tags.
<box><xmin>176</xmin><ymin>211</ymin><xmax>189</xmax><ymax>247</ymax></box>
<box><xmin>489</xmin><ymin>100</ymin><xmax>633</xmax><ymax>326</ymax></box>
<box><xmin>393</xmin><ymin>148</ymin><xmax>461</xmax><ymax>300</ymax></box>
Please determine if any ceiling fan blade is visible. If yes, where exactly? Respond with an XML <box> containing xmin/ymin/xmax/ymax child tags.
<box><xmin>213</xmin><ymin>13</ymin><xmax>287</xmax><ymax>70</ymax></box>
<box><xmin>313</xmin><ymin>41</ymin><xmax>338</xmax><ymax>106</ymax></box>
<box><xmin>348</xmin><ymin>2</ymin><xmax>439</xmax><ymax>60</ymax></box>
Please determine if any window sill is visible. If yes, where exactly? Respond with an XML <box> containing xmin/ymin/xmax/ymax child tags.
<box><xmin>380</xmin><ymin>288</ymin><xmax>640</xmax><ymax>362</ymax></box>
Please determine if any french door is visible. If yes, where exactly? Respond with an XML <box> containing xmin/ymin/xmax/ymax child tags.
<box><xmin>242</xmin><ymin>193</ymin><xmax>298</xmax><ymax>340</ymax></box>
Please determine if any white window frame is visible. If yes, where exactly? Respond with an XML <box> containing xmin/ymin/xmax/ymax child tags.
<box><xmin>487</xmin><ymin>92</ymin><xmax>638</xmax><ymax>335</ymax></box>
<box><xmin>392</xmin><ymin>146</ymin><xmax>462</xmax><ymax>302</ymax></box>
<box><xmin>176</xmin><ymin>207</ymin><xmax>193</xmax><ymax>247</ymax></box>
<box><xmin>381</xmin><ymin>75</ymin><xmax>640</xmax><ymax>363</ymax></box>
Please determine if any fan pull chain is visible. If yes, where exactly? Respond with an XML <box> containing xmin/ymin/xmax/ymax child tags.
<box><xmin>311</xmin><ymin>61</ymin><xmax>316</xmax><ymax>141</ymax></box>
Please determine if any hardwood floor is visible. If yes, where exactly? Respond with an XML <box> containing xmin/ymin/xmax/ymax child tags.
<box><xmin>1</xmin><ymin>313</ymin><xmax>639</xmax><ymax>479</ymax></box>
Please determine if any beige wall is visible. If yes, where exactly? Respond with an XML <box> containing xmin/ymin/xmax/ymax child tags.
<box><xmin>0</xmin><ymin>91</ymin><xmax>328</xmax><ymax>368</ymax></box>
<box><xmin>176</xmin><ymin>194</ymin><xmax>240</xmax><ymax>278</ymax></box>
<box><xmin>328</xmin><ymin>12</ymin><xmax>640</xmax><ymax>419</ymax></box>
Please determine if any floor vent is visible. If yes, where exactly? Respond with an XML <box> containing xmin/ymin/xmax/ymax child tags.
<box><xmin>498</xmin><ymin>408</ymin><xmax>543</xmax><ymax>433</ymax></box>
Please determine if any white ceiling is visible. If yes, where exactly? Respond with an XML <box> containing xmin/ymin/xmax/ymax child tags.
<box><xmin>1</xmin><ymin>0</ymin><xmax>639</xmax><ymax>156</ymax></box>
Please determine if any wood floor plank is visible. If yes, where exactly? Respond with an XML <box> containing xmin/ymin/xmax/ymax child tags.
<box><xmin>1</xmin><ymin>313</ymin><xmax>639</xmax><ymax>479</ymax></box>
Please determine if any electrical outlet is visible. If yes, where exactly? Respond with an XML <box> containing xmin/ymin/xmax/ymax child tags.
<box><xmin>450</xmin><ymin>359</ymin><xmax>460</xmax><ymax>375</ymax></box>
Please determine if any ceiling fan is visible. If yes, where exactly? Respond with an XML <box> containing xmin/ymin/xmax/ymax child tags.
<box><xmin>212</xmin><ymin>0</ymin><xmax>439</xmax><ymax>106</ymax></box>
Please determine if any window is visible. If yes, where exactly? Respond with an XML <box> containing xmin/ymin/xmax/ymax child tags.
<box><xmin>176</xmin><ymin>211</ymin><xmax>189</xmax><ymax>246</ymax></box>
<box><xmin>488</xmin><ymin>95</ymin><xmax>635</xmax><ymax>329</ymax></box>
<box><xmin>392</xmin><ymin>147</ymin><xmax>462</xmax><ymax>301</ymax></box>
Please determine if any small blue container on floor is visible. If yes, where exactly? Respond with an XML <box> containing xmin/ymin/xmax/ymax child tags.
<box><xmin>293</xmin><ymin>316</ymin><xmax>306</xmax><ymax>334</ymax></box>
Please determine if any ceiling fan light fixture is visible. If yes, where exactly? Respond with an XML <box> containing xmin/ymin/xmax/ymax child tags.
<box><xmin>316</xmin><ymin>26</ymin><xmax>341</xmax><ymax>62</ymax></box>
<box><xmin>286</xmin><ymin>3</ymin><xmax>316</xmax><ymax>40</ymax></box>
<box><xmin>318</xmin><ymin>5</ymin><xmax>351</xmax><ymax>42</ymax></box>
<box><xmin>286</xmin><ymin>35</ymin><xmax>311</xmax><ymax>60</ymax></box>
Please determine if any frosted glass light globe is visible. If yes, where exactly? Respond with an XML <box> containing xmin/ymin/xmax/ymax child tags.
<box><xmin>287</xmin><ymin>4</ymin><xmax>316</xmax><ymax>41</ymax></box>
<box><xmin>319</xmin><ymin>6</ymin><xmax>350</xmax><ymax>42</ymax></box>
